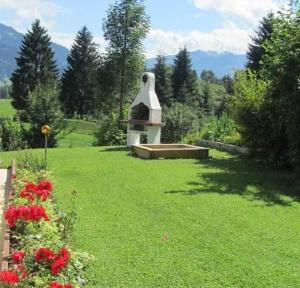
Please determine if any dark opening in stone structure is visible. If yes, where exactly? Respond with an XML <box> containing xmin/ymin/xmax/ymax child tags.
<box><xmin>130</xmin><ymin>103</ymin><xmax>150</xmax><ymax>121</ymax></box>
<box><xmin>142</xmin><ymin>74</ymin><xmax>148</xmax><ymax>84</ymax></box>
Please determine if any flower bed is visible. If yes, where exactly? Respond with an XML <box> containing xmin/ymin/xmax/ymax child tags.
<box><xmin>0</xmin><ymin>162</ymin><xmax>90</xmax><ymax>287</ymax></box>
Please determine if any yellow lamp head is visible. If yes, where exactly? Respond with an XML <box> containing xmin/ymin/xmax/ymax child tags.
<box><xmin>41</xmin><ymin>125</ymin><xmax>50</xmax><ymax>135</ymax></box>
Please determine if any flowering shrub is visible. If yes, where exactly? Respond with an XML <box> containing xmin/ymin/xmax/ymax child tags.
<box><xmin>0</xmin><ymin>167</ymin><xmax>90</xmax><ymax>287</ymax></box>
<box><xmin>4</xmin><ymin>205</ymin><xmax>49</xmax><ymax>227</ymax></box>
<box><xmin>35</xmin><ymin>247</ymin><xmax>70</xmax><ymax>276</ymax></box>
<box><xmin>20</xmin><ymin>180</ymin><xmax>53</xmax><ymax>202</ymax></box>
<box><xmin>0</xmin><ymin>271</ymin><xmax>19</xmax><ymax>285</ymax></box>
<box><xmin>12</xmin><ymin>251</ymin><xmax>25</xmax><ymax>264</ymax></box>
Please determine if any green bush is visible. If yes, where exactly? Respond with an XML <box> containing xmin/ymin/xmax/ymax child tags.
<box><xmin>94</xmin><ymin>113</ymin><xmax>126</xmax><ymax>146</ymax></box>
<box><xmin>0</xmin><ymin>117</ymin><xmax>27</xmax><ymax>151</ymax></box>
<box><xmin>199</xmin><ymin>114</ymin><xmax>240</xmax><ymax>144</ymax></box>
<box><xmin>228</xmin><ymin>70</ymin><xmax>275</xmax><ymax>157</ymax></box>
<box><xmin>162</xmin><ymin>102</ymin><xmax>202</xmax><ymax>143</ymax></box>
<box><xmin>25</xmin><ymin>81</ymin><xmax>66</xmax><ymax>148</ymax></box>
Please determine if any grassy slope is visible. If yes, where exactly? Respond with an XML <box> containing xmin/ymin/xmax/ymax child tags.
<box><xmin>0</xmin><ymin>99</ymin><xmax>15</xmax><ymax>118</ymax></box>
<box><xmin>0</xmin><ymin>147</ymin><xmax>299</xmax><ymax>287</ymax></box>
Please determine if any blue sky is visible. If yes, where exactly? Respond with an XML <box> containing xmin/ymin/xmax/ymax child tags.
<box><xmin>0</xmin><ymin>0</ymin><xmax>288</xmax><ymax>58</ymax></box>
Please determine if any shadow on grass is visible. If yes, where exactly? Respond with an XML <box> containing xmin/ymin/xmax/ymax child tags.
<box><xmin>166</xmin><ymin>156</ymin><xmax>300</xmax><ymax>206</ymax></box>
<box><xmin>100</xmin><ymin>146</ymin><xmax>130</xmax><ymax>152</ymax></box>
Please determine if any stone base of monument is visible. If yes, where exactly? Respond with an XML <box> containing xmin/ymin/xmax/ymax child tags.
<box><xmin>131</xmin><ymin>144</ymin><xmax>209</xmax><ymax>160</ymax></box>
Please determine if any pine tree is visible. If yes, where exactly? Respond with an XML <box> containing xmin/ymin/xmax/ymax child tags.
<box><xmin>60</xmin><ymin>26</ymin><xmax>99</xmax><ymax>116</ymax></box>
<box><xmin>103</xmin><ymin>0</ymin><xmax>150</xmax><ymax>122</ymax></box>
<box><xmin>247</xmin><ymin>13</ymin><xmax>274</xmax><ymax>72</ymax></box>
<box><xmin>152</xmin><ymin>55</ymin><xmax>172</xmax><ymax>105</ymax></box>
<box><xmin>171</xmin><ymin>48</ymin><xmax>198</xmax><ymax>104</ymax></box>
<box><xmin>10</xmin><ymin>19</ymin><xmax>58</xmax><ymax>111</ymax></box>
<box><xmin>200</xmin><ymin>70</ymin><xmax>218</xmax><ymax>83</ymax></box>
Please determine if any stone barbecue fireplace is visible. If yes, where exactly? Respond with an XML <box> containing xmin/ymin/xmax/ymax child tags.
<box><xmin>122</xmin><ymin>72</ymin><xmax>163</xmax><ymax>146</ymax></box>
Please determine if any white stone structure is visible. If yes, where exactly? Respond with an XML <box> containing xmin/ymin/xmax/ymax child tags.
<box><xmin>125</xmin><ymin>72</ymin><xmax>162</xmax><ymax>146</ymax></box>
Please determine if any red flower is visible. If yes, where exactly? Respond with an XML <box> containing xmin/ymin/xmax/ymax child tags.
<box><xmin>51</xmin><ymin>257</ymin><xmax>67</xmax><ymax>276</ymax></box>
<box><xmin>59</xmin><ymin>247</ymin><xmax>70</xmax><ymax>262</ymax></box>
<box><xmin>0</xmin><ymin>271</ymin><xmax>19</xmax><ymax>285</ymax></box>
<box><xmin>37</xmin><ymin>180</ymin><xmax>53</xmax><ymax>192</ymax></box>
<box><xmin>19</xmin><ymin>180</ymin><xmax>53</xmax><ymax>202</ymax></box>
<box><xmin>12</xmin><ymin>251</ymin><xmax>25</xmax><ymax>264</ymax></box>
<box><xmin>19</xmin><ymin>182</ymin><xmax>37</xmax><ymax>202</ymax></box>
<box><xmin>4</xmin><ymin>205</ymin><xmax>49</xmax><ymax>227</ymax></box>
<box><xmin>49</xmin><ymin>282</ymin><xmax>73</xmax><ymax>288</ymax></box>
<box><xmin>35</xmin><ymin>248</ymin><xmax>56</xmax><ymax>264</ymax></box>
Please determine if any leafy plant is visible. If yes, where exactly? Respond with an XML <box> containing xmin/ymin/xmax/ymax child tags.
<box><xmin>162</xmin><ymin>102</ymin><xmax>202</xmax><ymax>143</ymax></box>
<box><xmin>25</xmin><ymin>81</ymin><xmax>67</xmax><ymax>148</ymax></box>
<box><xmin>0</xmin><ymin>117</ymin><xmax>27</xmax><ymax>151</ymax></box>
<box><xmin>94</xmin><ymin>113</ymin><xmax>126</xmax><ymax>146</ymax></box>
<box><xmin>199</xmin><ymin>114</ymin><xmax>240</xmax><ymax>144</ymax></box>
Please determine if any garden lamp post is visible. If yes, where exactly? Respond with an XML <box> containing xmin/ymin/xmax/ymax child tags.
<box><xmin>41</xmin><ymin>125</ymin><xmax>50</xmax><ymax>164</ymax></box>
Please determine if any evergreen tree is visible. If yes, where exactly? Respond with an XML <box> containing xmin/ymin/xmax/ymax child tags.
<box><xmin>200</xmin><ymin>70</ymin><xmax>218</xmax><ymax>83</ymax></box>
<box><xmin>26</xmin><ymin>81</ymin><xmax>66</xmax><ymax>148</ymax></box>
<box><xmin>152</xmin><ymin>55</ymin><xmax>172</xmax><ymax>105</ymax></box>
<box><xmin>96</xmin><ymin>55</ymin><xmax>119</xmax><ymax>114</ymax></box>
<box><xmin>221</xmin><ymin>74</ymin><xmax>234</xmax><ymax>95</ymax></box>
<box><xmin>103</xmin><ymin>0</ymin><xmax>150</xmax><ymax>122</ymax></box>
<box><xmin>171</xmin><ymin>48</ymin><xmax>198</xmax><ymax>104</ymax></box>
<box><xmin>61</xmin><ymin>26</ymin><xmax>99</xmax><ymax>116</ymax></box>
<box><xmin>247</xmin><ymin>13</ymin><xmax>274</xmax><ymax>72</ymax></box>
<box><xmin>10</xmin><ymin>19</ymin><xmax>58</xmax><ymax>111</ymax></box>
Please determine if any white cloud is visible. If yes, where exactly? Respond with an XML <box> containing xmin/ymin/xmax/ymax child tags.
<box><xmin>0</xmin><ymin>0</ymin><xmax>65</xmax><ymax>29</ymax></box>
<box><xmin>192</xmin><ymin>0</ymin><xmax>286</xmax><ymax>26</ymax></box>
<box><xmin>145</xmin><ymin>24</ymin><xmax>250</xmax><ymax>58</ymax></box>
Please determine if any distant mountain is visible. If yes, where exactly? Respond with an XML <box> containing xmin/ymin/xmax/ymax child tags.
<box><xmin>0</xmin><ymin>23</ymin><xmax>69</xmax><ymax>81</ymax></box>
<box><xmin>146</xmin><ymin>50</ymin><xmax>247</xmax><ymax>77</ymax></box>
<box><xmin>0</xmin><ymin>22</ymin><xmax>247</xmax><ymax>81</ymax></box>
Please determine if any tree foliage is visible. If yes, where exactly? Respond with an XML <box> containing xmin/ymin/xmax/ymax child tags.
<box><xmin>103</xmin><ymin>0</ymin><xmax>150</xmax><ymax>121</ymax></box>
<box><xmin>10</xmin><ymin>20</ymin><xmax>58</xmax><ymax>111</ymax></box>
<box><xmin>246</xmin><ymin>13</ymin><xmax>274</xmax><ymax>72</ymax></box>
<box><xmin>171</xmin><ymin>48</ymin><xmax>198</xmax><ymax>104</ymax></box>
<box><xmin>261</xmin><ymin>10</ymin><xmax>300</xmax><ymax>168</ymax></box>
<box><xmin>152</xmin><ymin>55</ymin><xmax>172</xmax><ymax>105</ymax></box>
<box><xmin>61</xmin><ymin>26</ymin><xmax>99</xmax><ymax>116</ymax></box>
<box><xmin>162</xmin><ymin>102</ymin><xmax>201</xmax><ymax>143</ymax></box>
<box><xmin>26</xmin><ymin>81</ymin><xmax>66</xmax><ymax>148</ymax></box>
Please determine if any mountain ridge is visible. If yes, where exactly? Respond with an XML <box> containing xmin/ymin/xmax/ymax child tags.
<box><xmin>146</xmin><ymin>50</ymin><xmax>246</xmax><ymax>77</ymax></box>
<box><xmin>0</xmin><ymin>22</ymin><xmax>247</xmax><ymax>81</ymax></box>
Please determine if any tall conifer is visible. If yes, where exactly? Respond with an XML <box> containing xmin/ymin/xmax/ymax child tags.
<box><xmin>152</xmin><ymin>55</ymin><xmax>172</xmax><ymax>105</ymax></box>
<box><xmin>247</xmin><ymin>13</ymin><xmax>274</xmax><ymax>72</ymax></box>
<box><xmin>171</xmin><ymin>48</ymin><xmax>198</xmax><ymax>104</ymax></box>
<box><xmin>11</xmin><ymin>19</ymin><xmax>58</xmax><ymax>110</ymax></box>
<box><xmin>60</xmin><ymin>26</ymin><xmax>99</xmax><ymax>116</ymax></box>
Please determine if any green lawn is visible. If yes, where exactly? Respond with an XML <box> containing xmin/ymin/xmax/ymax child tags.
<box><xmin>58</xmin><ymin>132</ymin><xmax>94</xmax><ymax>148</ymax></box>
<box><xmin>0</xmin><ymin>147</ymin><xmax>300</xmax><ymax>287</ymax></box>
<box><xmin>66</xmin><ymin>119</ymin><xmax>97</xmax><ymax>135</ymax></box>
<box><xmin>0</xmin><ymin>99</ymin><xmax>15</xmax><ymax>118</ymax></box>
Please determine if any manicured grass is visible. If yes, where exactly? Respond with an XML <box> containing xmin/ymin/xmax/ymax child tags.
<box><xmin>0</xmin><ymin>99</ymin><xmax>15</xmax><ymax>118</ymax></box>
<box><xmin>66</xmin><ymin>119</ymin><xmax>97</xmax><ymax>135</ymax></box>
<box><xmin>0</xmin><ymin>147</ymin><xmax>300</xmax><ymax>287</ymax></box>
<box><xmin>58</xmin><ymin>132</ymin><xmax>94</xmax><ymax>148</ymax></box>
